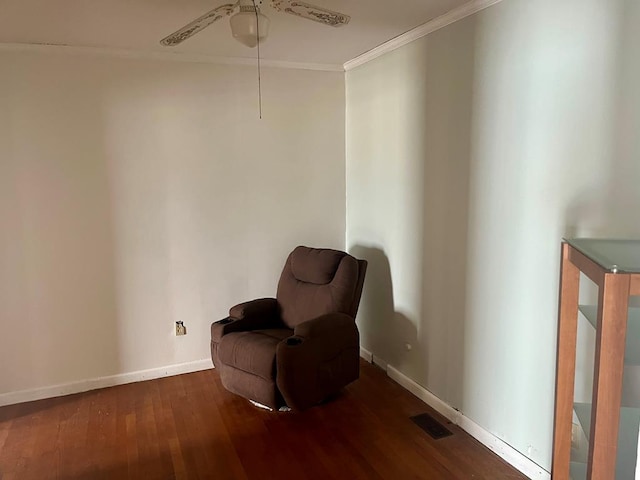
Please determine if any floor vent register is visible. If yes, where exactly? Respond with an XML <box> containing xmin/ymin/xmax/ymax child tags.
<box><xmin>410</xmin><ymin>413</ymin><xmax>453</xmax><ymax>439</ymax></box>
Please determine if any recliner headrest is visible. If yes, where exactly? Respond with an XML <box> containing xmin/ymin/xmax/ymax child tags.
<box><xmin>290</xmin><ymin>246</ymin><xmax>346</xmax><ymax>285</ymax></box>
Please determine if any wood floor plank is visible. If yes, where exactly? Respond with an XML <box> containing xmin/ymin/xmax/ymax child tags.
<box><xmin>0</xmin><ymin>361</ymin><xmax>528</xmax><ymax>480</ymax></box>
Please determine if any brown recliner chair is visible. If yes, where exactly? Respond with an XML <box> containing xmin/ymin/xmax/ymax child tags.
<box><xmin>210</xmin><ymin>246</ymin><xmax>367</xmax><ymax>411</ymax></box>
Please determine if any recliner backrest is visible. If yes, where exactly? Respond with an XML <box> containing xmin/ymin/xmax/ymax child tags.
<box><xmin>276</xmin><ymin>246</ymin><xmax>364</xmax><ymax>328</ymax></box>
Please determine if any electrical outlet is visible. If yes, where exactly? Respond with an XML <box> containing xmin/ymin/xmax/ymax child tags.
<box><xmin>176</xmin><ymin>321</ymin><xmax>187</xmax><ymax>336</ymax></box>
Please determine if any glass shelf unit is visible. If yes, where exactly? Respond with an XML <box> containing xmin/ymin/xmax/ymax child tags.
<box><xmin>566</xmin><ymin>239</ymin><xmax>640</xmax><ymax>273</ymax></box>
<box><xmin>570</xmin><ymin>402</ymin><xmax>640</xmax><ymax>480</ymax></box>
<box><xmin>578</xmin><ymin>305</ymin><xmax>640</xmax><ymax>366</ymax></box>
<box><xmin>553</xmin><ymin>239</ymin><xmax>640</xmax><ymax>480</ymax></box>
<box><xmin>569</xmin><ymin>305</ymin><xmax>640</xmax><ymax>479</ymax></box>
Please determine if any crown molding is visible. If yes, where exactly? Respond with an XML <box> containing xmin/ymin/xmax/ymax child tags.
<box><xmin>344</xmin><ymin>0</ymin><xmax>506</xmax><ymax>71</ymax></box>
<box><xmin>0</xmin><ymin>42</ymin><xmax>344</xmax><ymax>72</ymax></box>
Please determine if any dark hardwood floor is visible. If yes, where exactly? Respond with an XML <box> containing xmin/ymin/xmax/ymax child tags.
<box><xmin>0</xmin><ymin>360</ymin><xmax>527</xmax><ymax>479</ymax></box>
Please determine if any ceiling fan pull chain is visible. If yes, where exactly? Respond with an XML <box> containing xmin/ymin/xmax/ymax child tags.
<box><xmin>253</xmin><ymin>0</ymin><xmax>263</xmax><ymax>119</ymax></box>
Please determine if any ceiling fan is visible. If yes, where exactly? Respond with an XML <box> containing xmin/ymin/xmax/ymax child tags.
<box><xmin>160</xmin><ymin>0</ymin><xmax>351</xmax><ymax>48</ymax></box>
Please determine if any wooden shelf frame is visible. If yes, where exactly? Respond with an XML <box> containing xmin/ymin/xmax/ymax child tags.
<box><xmin>552</xmin><ymin>242</ymin><xmax>640</xmax><ymax>479</ymax></box>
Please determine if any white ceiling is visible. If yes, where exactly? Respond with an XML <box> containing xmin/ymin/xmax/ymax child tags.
<box><xmin>0</xmin><ymin>0</ymin><xmax>470</xmax><ymax>66</ymax></box>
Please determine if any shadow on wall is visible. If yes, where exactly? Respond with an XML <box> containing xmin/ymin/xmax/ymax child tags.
<box><xmin>350</xmin><ymin>246</ymin><xmax>418</xmax><ymax>373</ymax></box>
<box><xmin>347</xmin><ymin>13</ymin><xmax>476</xmax><ymax>410</ymax></box>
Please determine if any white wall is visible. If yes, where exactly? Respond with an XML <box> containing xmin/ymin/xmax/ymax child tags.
<box><xmin>0</xmin><ymin>50</ymin><xmax>345</xmax><ymax>396</ymax></box>
<box><xmin>346</xmin><ymin>0</ymin><xmax>640</xmax><ymax>471</ymax></box>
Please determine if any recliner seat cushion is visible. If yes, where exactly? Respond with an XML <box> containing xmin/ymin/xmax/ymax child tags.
<box><xmin>218</xmin><ymin>329</ymin><xmax>293</xmax><ymax>381</ymax></box>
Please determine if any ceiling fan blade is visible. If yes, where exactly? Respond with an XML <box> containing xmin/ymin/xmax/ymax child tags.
<box><xmin>270</xmin><ymin>1</ymin><xmax>350</xmax><ymax>27</ymax></box>
<box><xmin>160</xmin><ymin>3</ymin><xmax>237</xmax><ymax>46</ymax></box>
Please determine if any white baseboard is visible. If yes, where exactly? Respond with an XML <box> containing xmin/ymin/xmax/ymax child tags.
<box><xmin>360</xmin><ymin>347</ymin><xmax>373</xmax><ymax>363</ymax></box>
<box><xmin>387</xmin><ymin>365</ymin><xmax>462</xmax><ymax>424</ymax></box>
<box><xmin>371</xmin><ymin>355</ymin><xmax>388</xmax><ymax>372</ymax></box>
<box><xmin>359</xmin><ymin>347</ymin><xmax>389</xmax><ymax>371</ymax></box>
<box><xmin>456</xmin><ymin>414</ymin><xmax>550</xmax><ymax>480</ymax></box>
<box><xmin>0</xmin><ymin>359</ymin><xmax>213</xmax><ymax>407</ymax></box>
<box><xmin>386</xmin><ymin>364</ymin><xmax>550</xmax><ymax>480</ymax></box>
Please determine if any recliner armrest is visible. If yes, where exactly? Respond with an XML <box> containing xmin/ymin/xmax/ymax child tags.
<box><xmin>229</xmin><ymin>297</ymin><xmax>279</xmax><ymax>321</ymax></box>
<box><xmin>211</xmin><ymin>298</ymin><xmax>281</xmax><ymax>343</ymax></box>
<box><xmin>211</xmin><ymin>318</ymin><xmax>236</xmax><ymax>343</ymax></box>
<box><xmin>278</xmin><ymin>313</ymin><xmax>358</xmax><ymax>367</ymax></box>
<box><xmin>276</xmin><ymin>313</ymin><xmax>359</xmax><ymax>411</ymax></box>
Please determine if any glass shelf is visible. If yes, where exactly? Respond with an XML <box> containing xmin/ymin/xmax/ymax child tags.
<box><xmin>570</xmin><ymin>461</ymin><xmax>587</xmax><ymax>480</ymax></box>
<box><xmin>571</xmin><ymin>402</ymin><xmax>640</xmax><ymax>480</ymax></box>
<box><xmin>579</xmin><ymin>305</ymin><xmax>640</xmax><ymax>366</ymax></box>
<box><xmin>564</xmin><ymin>238</ymin><xmax>640</xmax><ymax>273</ymax></box>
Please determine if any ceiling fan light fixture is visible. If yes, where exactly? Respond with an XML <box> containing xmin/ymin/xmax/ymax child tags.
<box><xmin>160</xmin><ymin>1</ymin><xmax>351</xmax><ymax>49</ymax></box>
<box><xmin>230</xmin><ymin>6</ymin><xmax>270</xmax><ymax>48</ymax></box>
